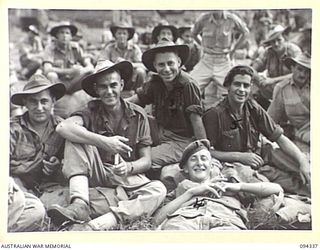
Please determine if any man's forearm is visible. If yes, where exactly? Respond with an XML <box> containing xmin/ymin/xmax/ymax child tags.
<box><xmin>189</xmin><ymin>113</ymin><xmax>206</xmax><ymax>140</ymax></box>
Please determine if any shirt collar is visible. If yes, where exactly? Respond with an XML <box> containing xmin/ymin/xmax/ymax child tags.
<box><xmin>290</xmin><ymin>76</ymin><xmax>310</xmax><ymax>89</ymax></box>
<box><xmin>96</xmin><ymin>98</ymin><xmax>136</xmax><ymax>124</ymax></box>
<box><xmin>209</xmin><ymin>10</ymin><xmax>227</xmax><ymax>22</ymax></box>
<box><xmin>114</xmin><ymin>41</ymin><xmax>133</xmax><ymax>51</ymax></box>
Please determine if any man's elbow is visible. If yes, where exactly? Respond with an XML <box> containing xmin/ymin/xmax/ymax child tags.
<box><xmin>56</xmin><ymin>121</ymin><xmax>71</xmax><ymax>137</ymax></box>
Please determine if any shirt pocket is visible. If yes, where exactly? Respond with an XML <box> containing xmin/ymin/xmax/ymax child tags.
<box><xmin>14</xmin><ymin>142</ymin><xmax>37</xmax><ymax>160</ymax></box>
<box><xmin>221</xmin><ymin>128</ymin><xmax>241</xmax><ymax>151</ymax></box>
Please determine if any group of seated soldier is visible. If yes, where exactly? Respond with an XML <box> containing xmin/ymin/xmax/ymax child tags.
<box><xmin>8</xmin><ymin>10</ymin><xmax>311</xmax><ymax>232</ymax></box>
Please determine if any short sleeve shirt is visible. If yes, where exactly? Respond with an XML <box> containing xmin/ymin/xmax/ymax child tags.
<box><xmin>137</xmin><ymin>71</ymin><xmax>203</xmax><ymax>138</ymax></box>
<box><xmin>168</xmin><ymin>179</ymin><xmax>247</xmax><ymax>229</ymax></box>
<box><xmin>192</xmin><ymin>11</ymin><xmax>249</xmax><ymax>54</ymax></box>
<box><xmin>98</xmin><ymin>41</ymin><xmax>142</xmax><ymax>63</ymax></box>
<box><xmin>43</xmin><ymin>41</ymin><xmax>85</xmax><ymax>68</ymax></box>
<box><xmin>72</xmin><ymin>99</ymin><xmax>152</xmax><ymax>164</ymax></box>
<box><xmin>203</xmin><ymin>98</ymin><xmax>283</xmax><ymax>152</ymax></box>
<box><xmin>267</xmin><ymin>77</ymin><xmax>310</xmax><ymax>130</ymax></box>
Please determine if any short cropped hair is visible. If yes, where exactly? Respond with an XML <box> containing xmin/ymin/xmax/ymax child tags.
<box><xmin>223</xmin><ymin>65</ymin><xmax>256</xmax><ymax>87</ymax></box>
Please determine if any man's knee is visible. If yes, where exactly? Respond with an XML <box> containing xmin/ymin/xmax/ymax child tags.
<box><xmin>46</xmin><ymin>71</ymin><xmax>59</xmax><ymax>82</ymax></box>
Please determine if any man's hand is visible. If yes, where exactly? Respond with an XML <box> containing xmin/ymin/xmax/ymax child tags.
<box><xmin>99</xmin><ymin>135</ymin><xmax>132</xmax><ymax>155</ymax></box>
<box><xmin>8</xmin><ymin>178</ymin><xmax>19</xmax><ymax>205</ymax></box>
<box><xmin>112</xmin><ymin>157</ymin><xmax>130</xmax><ymax>177</ymax></box>
<box><xmin>42</xmin><ymin>156</ymin><xmax>61</xmax><ymax>176</ymax></box>
<box><xmin>188</xmin><ymin>182</ymin><xmax>226</xmax><ymax>198</ymax></box>
<box><xmin>219</xmin><ymin>182</ymin><xmax>242</xmax><ymax>193</ymax></box>
<box><xmin>238</xmin><ymin>152</ymin><xmax>264</xmax><ymax>169</ymax></box>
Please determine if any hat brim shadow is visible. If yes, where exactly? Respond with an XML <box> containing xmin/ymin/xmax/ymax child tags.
<box><xmin>81</xmin><ymin>61</ymin><xmax>133</xmax><ymax>97</ymax></box>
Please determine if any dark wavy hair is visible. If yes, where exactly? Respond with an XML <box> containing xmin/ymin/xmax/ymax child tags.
<box><xmin>223</xmin><ymin>65</ymin><xmax>257</xmax><ymax>87</ymax></box>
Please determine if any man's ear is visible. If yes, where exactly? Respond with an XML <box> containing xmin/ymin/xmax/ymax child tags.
<box><xmin>183</xmin><ymin>167</ymin><xmax>189</xmax><ymax>174</ymax></box>
<box><xmin>177</xmin><ymin>56</ymin><xmax>182</xmax><ymax>67</ymax></box>
<box><xmin>120</xmin><ymin>79</ymin><xmax>124</xmax><ymax>91</ymax></box>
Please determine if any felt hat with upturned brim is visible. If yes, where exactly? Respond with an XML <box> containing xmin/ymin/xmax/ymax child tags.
<box><xmin>11</xmin><ymin>74</ymin><xmax>66</xmax><ymax>106</ymax></box>
<box><xmin>151</xmin><ymin>24</ymin><xmax>179</xmax><ymax>44</ymax></box>
<box><xmin>81</xmin><ymin>60</ymin><xmax>133</xmax><ymax>97</ymax></box>
<box><xmin>142</xmin><ymin>38</ymin><xmax>190</xmax><ymax>72</ymax></box>
<box><xmin>110</xmin><ymin>21</ymin><xmax>135</xmax><ymax>41</ymax></box>
<box><xmin>284</xmin><ymin>53</ymin><xmax>311</xmax><ymax>70</ymax></box>
<box><xmin>262</xmin><ymin>25</ymin><xmax>291</xmax><ymax>45</ymax></box>
<box><xmin>49</xmin><ymin>21</ymin><xmax>78</xmax><ymax>37</ymax></box>
<box><xmin>179</xmin><ymin>139</ymin><xmax>211</xmax><ymax>169</ymax></box>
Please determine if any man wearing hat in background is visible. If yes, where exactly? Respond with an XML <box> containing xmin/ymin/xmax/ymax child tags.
<box><xmin>47</xmin><ymin>60</ymin><xmax>166</xmax><ymax>230</ymax></box>
<box><xmin>43</xmin><ymin>21</ymin><xmax>94</xmax><ymax>118</ymax></box>
<box><xmin>177</xmin><ymin>26</ymin><xmax>201</xmax><ymax>72</ymax></box>
<box><xmin>151</xmin><ymin>22</ymin><xmax>179</xmax><ymax>44</ymax></box>
<box><xmin>203</xmin><ymin>65</ymin><xmax>310</xmax><ymax>196</ymax></box>
<box><xmin>18</xmin><ymin>25</ymin><xmax>44</xmax><ymax>80</ymax></box>
<box><xmin>99</xmin><ymin>21</ymin><xmax>146</xmax><ymax>94</ymax></box>
<box><xmin>267</xmin><ymin>53</ymin><xmax>310</xmax><ymax>147</ymax></box>
<box><xmin>190</xmin><ymin>10</ymin><xmax>250</xmax><ymax>111</ymax></box>
<box><xmin>126</xmin><ymin>38</ymin><xmax>206</xmax><ymax>184</ymax></box>
<box><xmin>10</xmin><ymin>74</ymin><xmax>66</xmax><ymax>195</ymax></box>
<box><xmin>251</xmin><ymin>25</ymin><xmax>302</xmax><ymax>109</ymax></box>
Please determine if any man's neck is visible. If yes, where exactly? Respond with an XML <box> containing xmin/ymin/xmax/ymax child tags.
<box><xmin>56</xmin><ymin>41</ymin><xmax>69</xmax><ymax>51</ymax></box>
<box><xmin>116</xmin><ymin>41</ymin><xmax>128</xmax><ymax>50</ymax></box>
<box><xmin>103</xmin><ymin>101</ymin><xmax>123</xmax><ymax>116</ymax></box>
<box><xmin>27</xmin><ymin>119</ymin><xmax>49</xmax><ymax>138</ymax></box>
<box><xmin>228</xmin><ymin>98</ymin><xmax>244</xmax><ymax>116</ymax></box>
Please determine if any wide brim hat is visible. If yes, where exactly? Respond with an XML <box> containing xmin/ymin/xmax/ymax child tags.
<box><xmin>179</xmin><ymin>139</ymin><xmax>211</xmax><ymax>169</ymax></box>
<box><xmin>178</xmin><ymin>26</ymin><xmax>192</xmax><ymax>37</ymax></box>
<box><xmin>142</xmin><ymin>38</ymin><xmax>190</xmax><ymax>72</ymax></box>
<box><xmin>110</xmin><ymin>21</ymin><xmax>135</xmax><ymax>40</ymax></box>
<box><xmin>152</xmin><ymin>24</ymin><xmax>179</xmax><ymax>44</ymax></box>
<box><xmin>81</xmin><ymin>60</ymin><xmax>133</xmax><ymax>97</ymax></box>
<box><xmin>11</xmin><ymin>74</ymin><xmax>66</xmax><ymax>106</ymax></box>
<box><xmin>262</xmin><ymin>25</ymin><xmax>291</xmax><ymax>45</ymax></box>
<box><xmin>284</xmin><ymin>53</ymin><xmax>311</xmax><ymax>70</ymax></box>
<box><xmin>50</xmin><ymin>21</ymin><xmax>78</xmax><ymax>37</ymax></box>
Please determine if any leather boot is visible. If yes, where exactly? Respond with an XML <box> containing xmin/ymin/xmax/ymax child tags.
<box><xmin>47</xmin><ymin>202</ymin><xmax>90</xmax><ymax>225</ymax></box>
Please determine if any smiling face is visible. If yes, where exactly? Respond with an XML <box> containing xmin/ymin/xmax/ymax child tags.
<box><xmin>153</xmin><ymin>51</ymin><xmax>181</xmax><ymax>84</ymax></box>
<box><xmin>184</xmin><ymin>149</ymin><xmax>212</xmax><ymax>183</ymax></box>
<box><xmin>227</xmin><ymin>74</ymin><xmax>252</xmax><ymax>107</ymax></box>
<box><xmin>181</xmin><ymin>29</ymin><xmax>193</xmax><ymax>44</ymax></box>
<box><xmin>94</xmin><ymin>70</ymin><xmax>124</xmax><ymax>108</ymax></box>
<box><xmin>24</xmin><ymin>89</ymin><xmax>54</xmax><ymax>125</ymax></box>
<box><xmin>157</xmin><ymin>28</ymin><xmax>174</xmax><ymax>42</ymax></box>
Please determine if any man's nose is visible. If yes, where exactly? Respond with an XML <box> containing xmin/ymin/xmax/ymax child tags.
<box><xmin>36</xmin><ymin>102</ymin><xmax>44</xmax><ymax>110</ymax></box>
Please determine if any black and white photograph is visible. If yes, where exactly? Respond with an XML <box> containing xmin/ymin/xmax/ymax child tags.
<box><xmin>3</xmin><ymin>3</ymin><xmax>317</xmax><ymax>247</ymax></box>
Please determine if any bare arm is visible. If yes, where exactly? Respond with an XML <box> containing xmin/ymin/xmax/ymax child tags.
<box><xmin>189</xmin><ymin>113</ymin><xmax>206</xmax><ymax>140</ymax></box>
<box><xmin>210</xmin><ymin>149</ymin><xmax>264</xmax><ymax>169</ymax></box>
<box><xmin>43</xmin><ymin>62</ymin><xmax>75</xmax><ymax>76</ymax></box>
<box><xmin>125</xmin><ymin>93</ymin><xmax>141</xmax><ymax>104</ymax></box>
<box><xmin>276</xmin><ymin>134</ymin><xmax>310</xmax><ymax>184</ymax></box>
<box><xmin>129</xmin><ymin>146</ymin><xmax>151</xmax><ymax>175</ymax></box>
<box><xmin>56</xmin><ymin>116</ymin><xmax>132</xmax><ymax>155</ymax></box>
<box><xmin>224</xmin><ymin>182</ymin><xmax>283</xmax><ymax>197</ymax></box>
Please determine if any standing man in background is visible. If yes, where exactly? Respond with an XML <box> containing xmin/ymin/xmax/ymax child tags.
<box><xmin>190</xmin><ymin>10</ymin><xmax>249</xmax><ymax>111</ymax></box>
